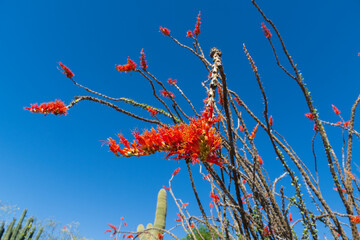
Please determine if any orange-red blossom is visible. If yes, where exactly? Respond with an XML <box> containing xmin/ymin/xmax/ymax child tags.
<box><xmin>59</xmin><ymin>62</ymin><xmax>74</xmax><ymax>78</ymax></box>
<box><xmin>249</xmin><ymin>123</ymin><xmax>259</xmax><ymax>140</ymax></box>
<box><xmin>350</xmin><ymin>216</ymin><xmax>360</xmax><ymax>224</ymax></box>
<box><xmin>115</xmin><ymin>57</ymin><xmax>137</xmax><ymax>73</ymax></box>
<box><xmin>107</xmin><ymin>106</ymin><xmax>222</xmax><ymax>166</ymax></box>
<box><xmin>159</xmin><ymin>27</ymin><xmax>170</xmax><ymax>36</ymax></box>
<box><xmin>24</xmin><ymin>100</ymin><xmax>68</xmax><ymax>116</ymax></box>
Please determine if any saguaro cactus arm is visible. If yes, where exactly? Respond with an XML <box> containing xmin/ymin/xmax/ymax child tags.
<box><xmin>137</xmin><ymin>189</ymin><xmax>167</xmax><ymax>240</ymax></box>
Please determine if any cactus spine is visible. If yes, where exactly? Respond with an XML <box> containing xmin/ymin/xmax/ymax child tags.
<box><xmin>137</xmin><ymin>189</ymin><xmax>167</xmax><ymax>240</ymax></box>
<box><xmin>0</xmin><ymin>209</ymin><xmax>43</xmax><ymax>240</ymax></box>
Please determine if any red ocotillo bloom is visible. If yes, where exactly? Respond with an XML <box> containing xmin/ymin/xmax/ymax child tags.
<box><xmin>239</xmin><ymin>125</ymin><xmax>244</xmax><ymax>132</ymax></box>
<box><xmin>332</xmin><ymin>104</ymin><xmax>341</xmax><ymax>115</ymax></box>
<box><xmin>345</xmin><ymin>169</ymin><xmax>355</xmax><ymax>180</ymax></box>
<box><xmin>59</xmin><ymin>62</ymin><xmax>74</xmax><ymax>78</ymax></box>
<box><xmin>24</xmin><ymin>100</ymin><xmax>68</xmax><ymax>116</ymax></box>
<box><xmin>261</xmin><ymin>22</ymin><xmax>272</xmax><ymax>38</ymax></box>
<box><xmin>305</xmin><ymin>113</ymin><xmax>314</xmax><ymax>120</ymax></box>
<box><xmin>344</xmin><ymin>120</ymin><xmax>350</xmax><ymax>127</ymax></box>
<box><xmin>186</xmin><ymin>30</ymin><xmax>193</xmax><ymax>38</ymax></box>
<box><xmin>172</xmin><ymin>167</ymin><xmax>180</xmax><ymax>176</ymax></box>
<box><xmin>263</xmin><ymin>226</ymin><xmax>271</xmax><ymax>237</ymax></box>
<box><xmin>160</xmin><ymin>90</ymin><xmax>175</xmax><ymax>98</ymax></box>
<box><xmin>140</xmin><ymin>49</ymin><xmax>147</xmax><ymax>70</ymax></box>
<box><xmin>107</xmin><ymin>105</ymin><xmax>222</xmax><ymax>166</ymax></box>
<box><xmin>235</xmin><ymin>97</ymin><xmax>242</xmax><ymax>106</ymax></box>
<box><xmin>159</xmin><ymin>27</ymin><xmax>170</xmax><ymax>36</ymax></box>
<box><xmin>194</xmin><ymin>11</ymin><xmax>201</xmax><ymax>36</ymax></box>
<box><xmin>115</xmin><ymin>58</ymin><xmax>137</xmax><ymax>73</ymax></box>
<box><xmin>333</xmin><ymin>188</ymin><xmax>347</xmax><ymax>193</ymax></box>
<box><xmin>350</xmin><ymin>216</ymin><xmax>360</xmax><ymax>224</ymax></box>
<box><xmin>105</xmin><ymin>224</ymin><xmax>117</xmax><ymax>237</ymax></box>
<box><xmin>269</xmin><ymin>115</ymin><xmax>273</xmax><ymax>126</ymax></box>
<box><xmin>146</xmin><ymin>107</ymin><xmax>157</xmax><ymax>117</ymax></box>
<box><xmin>167</xmin><ymin>78</ymin><xmax>177</xmax><ymax>85</ymax></box>
<box><xmin>249</xmin><ymin>123</ymin><xmax>259</xmax><ymax>140</ymax></box>
<box><xmin>210</xmin><ymin>192</ymin><xmax>220</xmax><ymax>203</ymax></box>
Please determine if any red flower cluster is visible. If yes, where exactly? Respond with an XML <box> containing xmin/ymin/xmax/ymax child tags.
<box><xmin>305</xmin><ymin>113</ymin><xmax>314</xmax><ymax>120</ymax></box>
<box><xmin>146</xmin><ymin>107</ymin><xmax>157</xmax><ymax>117</ymax></box>
<box><xmin>344</xmin><ymin>120</ymin><xmax>350</xmax><ymax>127</ymax></box>
<box><xmin>332</xmin><ymin>104</ymin><xmax>341</xmax><ymax>115</ymax></box>
<box><xmin>107</xmin><ymin>106</ymin><xmax>222</xmax><ymax>166</ymax></box>
<box><xmin>258</xmin><ymin>155</ymin><xmax>264</xmax><ymax>165</ymax></box>
<box><xmin>186</xmin><ymin>30</ymin><xmax>193</xmax><ymax>38</ymax></box>
<box><xmin>333</xmin><ymin>188</ymin><xmax>347</xmax><ymax>193</ymax></box>
<box><xmin>24</xmin><ymin>100</ymin><xmax>67</xmax><ymax>116</ymax></box>
<box><xmin>269</xmin><ymin>115</ymin><xmax>273</xmax><ymax>126</ymax></box>
<box><xmin>203</xmin><ymin>174</ymin><xmax>211</xmax><ymax>180</ymax></box>
<box><xmin>59</xmin><ymin>62</ymin><xmax>74</xmax><ymax>78</ymax></box>
<box><xmin>172</xmin><ymin>167</ymin><xmax>180</xmax><ymax>176</ymax></box>
<box><xmin>160</xmin><ymin>27</ymin><xmax>170</xmax><ymax>36</ymax></box>
<box><xmin>239</xmin><ymin>125</ymin><xmax>244</xmax><ymax>132</ymax></box>
<box><xmin>242</xmin><ymin>193</ymin><xmax>253</xmax><ymax>200</ymax></box>
<box><xmin>263</xmin><ymin>226</ymin><xmax>271</xmax><ymax>237</ymax></box>
<box><xmin>160</xmin><ymin>90</ymin><xmax>175</xmax><ymax>98</ymax></box>
<box><xmin>249</xmin><ymin>123</ymin><xmax>259</xmax><ymax>140</ymax></box>
<box><xmin>350</xmin><ymin>216</ymin><xmax>360</xmax><ymax>224</ymax></box>
<box><xmin>261</xmin><ymin>22</ymin><xmax>272</xmax><ymax>38</ymax></box>
<box><xmin>345</xmin><ymin>169</ymin><xmax>355</xmax><ymax>180</ymax></box>
<box><xmin>140</xmin><ymin>49</ymin><xmax>147</xmax><ymax>70</ymax></box>
<box><xmin>175</xmin><ymin>213</ymin><xmax>182</xmax><ymax>222</ymax></box>
<box><xmin>210</xmin><ymin>192</ymin><xmax>220</xmax><ymax>203</ymax></box>
<box><xmin>289</xmin><ymin>213</ymin><xmax>293</xmax><ymax>222</ymax></box>
<box><xmin>235</xmin><ymin>97</ymin><xmax>242</xmax><ymax>106</ymax></box>
<box><xmin>115</xmin><ymin>58</ymin><xmax>137</xmax><ymax>73</ymax></box>
<box><xmin>167</xmin><ymin>78</ymin><xmax>177</xmax><ymax>85</ymax></box>
<box><xmin>105</xmin><ymin>224</ymin><xmax>117</xmax><ymax>237</ymax></box>
<box><xmin>194</xmin><ymin>11</ymin><xmax>201</xmax><ymax>36</ymax></box>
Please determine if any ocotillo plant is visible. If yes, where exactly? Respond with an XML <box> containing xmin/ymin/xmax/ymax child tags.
<box><xmin>136</xmin><ymin>189</ymin><xmax>167</xmax><ymax>240</ymax></box>
<box><xmin>25</xmin><ymin>0</ymin><xmax>360</xmax><ymax>239</ymax></box>
<box><xmin>0</xmin><ymin>209</ymin><xmax>43</xmax><ymax>240</ymax></box>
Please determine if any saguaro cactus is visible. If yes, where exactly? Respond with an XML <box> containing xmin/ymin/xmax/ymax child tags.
<box><xmin>0</xmin><ymin>209</ymin><xmax>43</xmax><ymax>240</ymax></box>
<box><xmin>137</xmin><ymin>189</ymin><xmax>167</xmax><ymax>240</ymax></box>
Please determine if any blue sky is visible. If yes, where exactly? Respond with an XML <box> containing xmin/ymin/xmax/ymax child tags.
<box><xmin>0</xmin><ymin>0</ymin><xmax>360</xmax><ymax>239</ymax></box>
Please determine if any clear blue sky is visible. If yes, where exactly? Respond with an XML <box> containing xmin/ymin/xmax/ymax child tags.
<box><xmin>1</xmin><ymin>0</ymin><xmax>360</xmax><ymax>239</ymax></box>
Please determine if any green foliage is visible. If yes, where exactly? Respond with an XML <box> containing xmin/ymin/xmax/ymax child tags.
<box><xmin>181</xmin><ymin>226</ymin><xmax>221</xmax><ymax>240</ymax></box>
<box><xmin>137</xmin><ymin>189</ymin><xmax>167</xmax><ymax>240</ymax></box>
